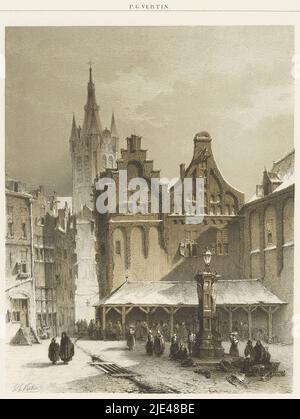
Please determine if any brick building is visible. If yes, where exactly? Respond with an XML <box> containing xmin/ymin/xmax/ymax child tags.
<box><xmin>93</xmin><ymin>133</ymin><xmax>289</xmax><ymax>343</ymax></box>
<box><xmin>5</xmin><ymin>179</ymin><xmax>77</xmax><ymax>342</ymax></box>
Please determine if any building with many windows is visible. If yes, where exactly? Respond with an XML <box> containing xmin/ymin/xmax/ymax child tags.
<box><xmin>5</xmin><ymin>179</ymin><xmax>76</xmax><ymax>343</ymax></box>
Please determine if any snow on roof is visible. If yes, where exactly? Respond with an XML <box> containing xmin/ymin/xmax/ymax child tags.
<box><xmin>96</xmin><ymin>279</ymin><xmax>285</xmax><ymax>307</ymax></box>
<box><xmin>247</xmin><ymin>150</ymin><xmax>294</xmax><ymax>204</ymax></box>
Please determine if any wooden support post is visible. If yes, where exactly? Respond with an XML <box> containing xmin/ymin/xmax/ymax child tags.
<box><xmin>102</xmin><ymin>307</ymin><xmax>106</xmax><ymax>341</ymax></box>
<box><xmin>228</xmin><ymin>308</ymin><xmax>233</xmax><ymax>333</ymax></box>
<box><xmin>122</xmin><ymin>306</ymin><xmax>126</xmax><ymax>340</ymax></box>
<box><xmin>170</xmin><ymin>308</ymin><xmax>174</xmax><ymax>337</ymax></box>
<box><xmin>268</xmin><ymin>307</ymin><xmax>273</xmax><ymax>343</ymax></box>
<box><xmin>248</xmin><ymin>307</ymin><xmax>253</xmax><ymax>340</ymax></box>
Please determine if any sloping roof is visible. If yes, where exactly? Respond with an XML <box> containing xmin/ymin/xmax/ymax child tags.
<box><xmin>247</xmin><ymin>150</ymin><xmax>294</xmax><ymax>203</ymax></box>
<box><xmin>96</xmin><ymin>279</ymin><xmax>285</xmax><ymax>307</ymax></box>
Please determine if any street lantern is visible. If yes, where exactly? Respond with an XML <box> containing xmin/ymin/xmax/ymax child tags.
<box><xmin>193</xmin><ymin>248</ymin><xmax>224</xmax><ymax>359</ymax></box>
<box><xmin>203</xmin><ymin>247</ymin><xmax>212</xmax><ymax>268</ymax></box>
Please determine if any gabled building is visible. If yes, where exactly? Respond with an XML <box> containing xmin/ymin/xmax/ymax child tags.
<box><xmin>93</xmin><ymin>133</ymin><xmax>286</xmax><ymax>342</ymax></box>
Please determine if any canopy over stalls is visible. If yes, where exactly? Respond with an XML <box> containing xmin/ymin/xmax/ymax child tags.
<box><xmin>97</xmin><ymin>279</ymin><xmax>284</xmax><ymax>307</ymax></box>
<box><xmin>95</xmin><ymin>279</ymin><xmax>286</xmax><ymax>341</ymax></box>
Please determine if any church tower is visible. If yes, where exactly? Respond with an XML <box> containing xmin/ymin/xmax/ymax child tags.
<box><xmin>70</xmin><ymin>66</ymin><xmax>119</xmax><ymax>214</ymax></box>
<box><xmin>69</xmin><ymin>67</ymin><xmax>119</xmax><ymax>321</ymax></box>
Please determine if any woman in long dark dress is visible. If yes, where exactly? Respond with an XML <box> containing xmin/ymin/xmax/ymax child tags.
<box><xmin>127</xmin><ymin>325</ymin><xmax>136</xmax><ymax>351</ymax></box>
<box><xmin>48</xmin><ymin>338</ymin><xmax>60</xmax><ymax>365</ymax></box>
<box><xmin>169</xmin><ymin>334</ymin><xmax>180</xmax><ymax>359</ymax></box>
<box><xmin>145</xmin><ymin>331</ymin><xmax>154</xmax><ymax>355</ymax></box>
<box><xmin>154</xmin><ymin>331</ymin><xmax>165</xmax><ymax>357</ymax></box>
<box><xmin>229</xmin><ymin>332</ymin><xmax>240</xmax><ymax>358</ymax></box>
<box><xmin>59</xmin><ymin>332</ymin><xmax>74</xmax><ymax>364</ymax></box>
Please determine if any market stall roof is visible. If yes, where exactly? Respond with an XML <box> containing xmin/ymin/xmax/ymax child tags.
<box><xmin>95</xmin><ymin>279</ymin><xmax>286</xmax><ymax>307</ymax></box>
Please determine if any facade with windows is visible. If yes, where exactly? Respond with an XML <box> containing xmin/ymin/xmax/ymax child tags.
<box><xmin>5</xmin><ymin>181</ymin><xmax>35</xmax><ymax>339</ymax></box>
<box><xmin>93</xmin><ymin>135</ymin><xmax>293</xmax><ymax>344</ymax></box>
<box><xmin>5</xmin><ymin>180</ymin><xmax>77</xmax><ymax>341</ymax></box>
<box><xmin>241</xmin><ymin>150</ymin><xmax>294</xmax><ymax>343</ymax></box>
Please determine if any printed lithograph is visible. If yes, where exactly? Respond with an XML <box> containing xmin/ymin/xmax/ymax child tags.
<box><xmin>0</xmin><ymin>0</ymin><xmax>300</xmax><ymax>402</ymax></box>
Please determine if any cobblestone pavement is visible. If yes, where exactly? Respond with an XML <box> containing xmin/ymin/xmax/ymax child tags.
<box><xmin>4</xmin><ymin>339</ymin><xmax>293</xmax><ymax>394</ymax></box>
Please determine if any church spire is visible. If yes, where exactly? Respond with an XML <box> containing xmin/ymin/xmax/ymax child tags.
<box><xmin>89</xmin><ymin>63</ymin><xmax>93</xmax><ymax>83</ymax></box>
<box><xmin>69</xmin><ymin>113</ymin><xmax>79</xmax><ymax>141</ymax></box>
<box><xmin>82</xmin><ymin>65</ymin><xmax>103</xmax><ymax>136</ymax></box>
<box><xmin>110</xmin><ymin>111</ymin><xmax>119</xmax><ymax>138</ymax></box>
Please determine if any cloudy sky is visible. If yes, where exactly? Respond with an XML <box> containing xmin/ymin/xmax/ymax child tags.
<box><xmin>6</xmin><ymin>26</ymin><xmax>294</xmax><ymax>199</ymax></box>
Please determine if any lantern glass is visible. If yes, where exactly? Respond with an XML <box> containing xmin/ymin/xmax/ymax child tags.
<box><xmin>203</xmin><ymin>248</ymin><xmax>212</xmax><ymax>266</ymax></box>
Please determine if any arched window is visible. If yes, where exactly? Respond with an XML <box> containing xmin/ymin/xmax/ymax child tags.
<box><xmin>283</xmin><ymin>198</ymin><xmax>294</xmax><ymax>245</ymax></box>
<box><xmin>264</xmin><ymin>206</ymin><xmax>277</xmax><ymax>247</ymax></box>
<box><xmin>224</xmin><ymin>204</ymin><xmax>231</xmax><ymax>216</ymax></box>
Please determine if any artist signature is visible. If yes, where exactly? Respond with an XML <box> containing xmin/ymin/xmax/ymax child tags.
<box><xmin>13</xmin><ymin>383</ymin><xmax>40</xmax><ymax>393</ymax></box>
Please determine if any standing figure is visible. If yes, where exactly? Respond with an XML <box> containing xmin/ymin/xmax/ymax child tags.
<box><xmin>229</xmin><ymin>332</ymin><xmax>240</xmax><ymax>358</ymax></box>
<box><xmin>145</xmin><ymin>330</ymin><xmax>154</xmax><ymax>355</ymax></box>
<box><xmin>187</xmin><ymin>330</ymin><xmax>196</xmax><ymax>357</ymax></box>
<box><xmin>254</xmin><ymin>340</ymin><xmax>266</xmax><ymax>364</ymax></box>
<box><xmin>141</xmin><ymin>321</ymin><xmax>149</xmax><ymax>340</ymax></box>
<box><xmin>162</xmin><ymin>323</ymin><xmax>170</xmax><ymax>342</ymax></box>
<box><xmin>59</xmin><ymin>332</ymin><xmax>74</xmax><ymax>364</ymax></box>
<box><xmin>127</xmin><ymin>325</ymin><xmax>136</xmax><ymax>351</ymax></box>
<box><xmin>169</xmin><ymin>334</ymin><xmax>180</xmax><ymax>359</ymax></box>
<box><xmin>178</xmin><ymin>322</ymin><xmax>188</xmax><ymax>344</ymax></box>
<box><xmin>154</xmin><ymin>330</ymin><xmax>165</xmax><ymax>357</ymax></box>
<box><xmin>48</xmin><ymin>338</ymin><xmax>60</xmax><ymax>365</ymax></box>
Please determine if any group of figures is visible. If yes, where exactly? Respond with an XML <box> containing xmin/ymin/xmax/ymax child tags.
<box><xmin>145</xmin><ymin>330</ymin><xmax>166</xmax><ymax>356</ymax></box>
<box><xmin>169</xmin><ymin>332</ymin><xmax>196</xmax><ymax>361</ymax></box>
<box><xmin>125</xmin><ymin>322</ymin><xmax>196</xmax><ymax>361</ymax></box>
<box><xmin>48</xmin><ymin>332</ymin><xmax>75</xmax><ymax>365</ymax></box>
<box><xmin>241</xmin><ymin>340</ymin><xmax>272</xmax><ymax>374</ymax></box>
<box><xmin>221</xmin><ymin>321</ymin><xmax>280</xmax><ymax>344</ymax></box>
<box><xmin>81</xmin><ymin>318</ymin><xmax>194</xmax><ymax>343</ymax></box>
<box><xmin>229</xmin><ymin>332</ymin><xmax>273</xmax><ymax>374</ymax></box>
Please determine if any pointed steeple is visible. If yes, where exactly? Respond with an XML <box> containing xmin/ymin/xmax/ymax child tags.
<box><xmin>82</xmin><ymin>65</ymin><xmax>103</xmax><ymax>136</ymax></box>
<box><xmin>110</xmin><ymin>112</ymin><xmax>119</xmax><ymax>138</ymax></box>
<box><xmin>69</xmin><ymin>113</ymin><xmax>79</xmax><ymax>141</ymax></box>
